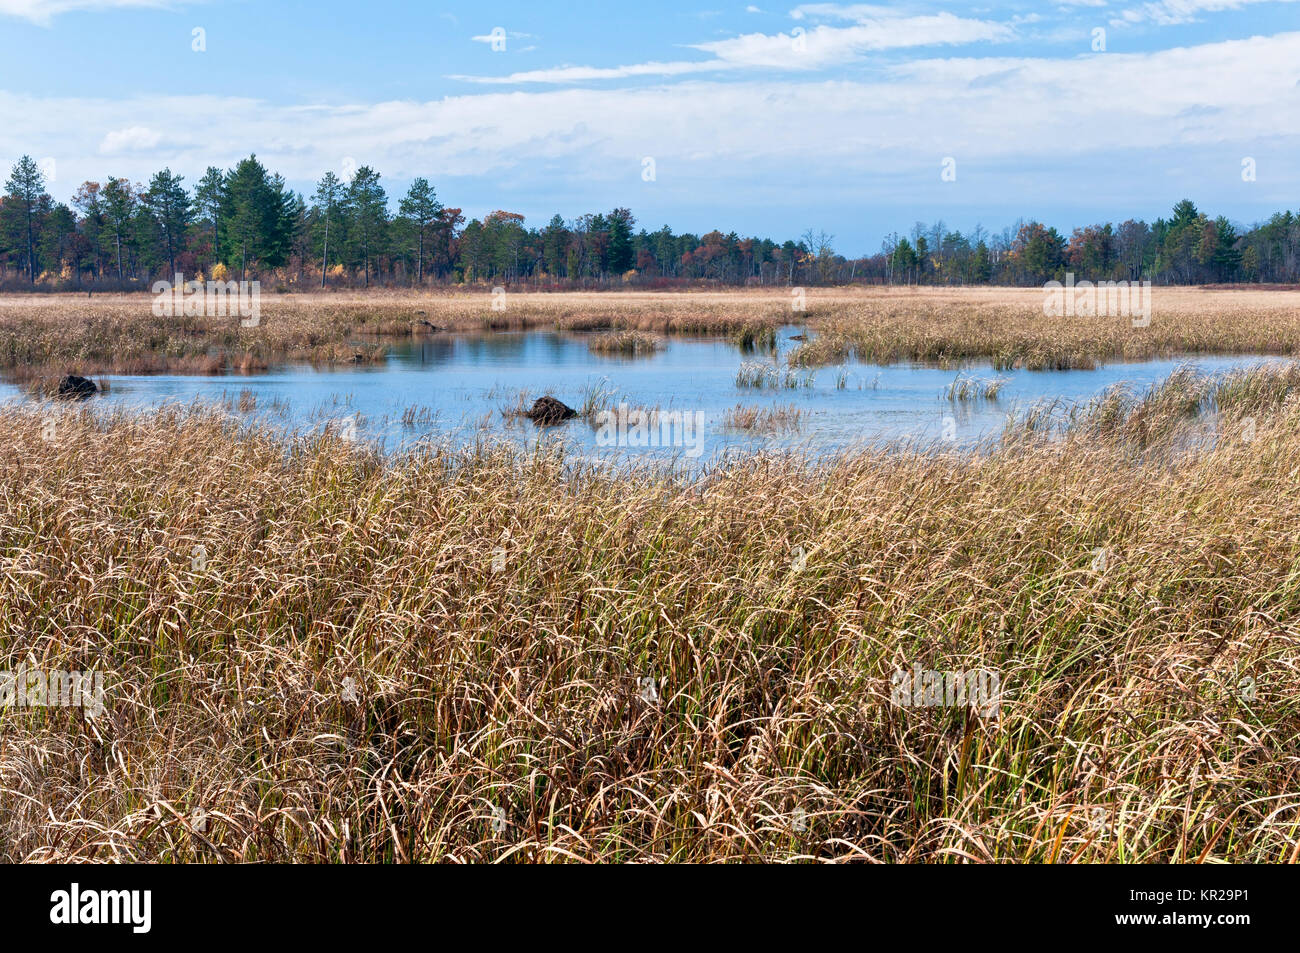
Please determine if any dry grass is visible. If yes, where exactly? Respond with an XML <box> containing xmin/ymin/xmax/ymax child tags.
<box><xmin>786</xmin><ymin>286</ymin><xmax>1300</xmax><ymax>371</ymax></box>
<box><xmin>946</xmin><ymin>375</ymin><xmax>1010</xmax><ymax>401</ymax></box>
<box><xmin>585</xmin><ymin>330</ymin><xmax>665</xmax><ymax>356</ymax></box>
<box><xmin>724</xmin><ymin>403</ymin><xmax>804</xmax><ymax>433</ymax></box>
<box><xmin>1</xmin><ymin>286</ymin><xmax>1298</xmax><ymax>378</ymax></box>
<box><xmin>0</xmin><ymin>290</ymin><xmax>799</xmax><ymax>376</ymax></box>
<box><xmin>735</xmin><ymin>362</ymin><xmax>816</xmax><ymax>389</ymax></box>
<box><xmin>2</xmin><ymin>366</ymin><xmax>1300</xmax><ymax>862</ymax></box>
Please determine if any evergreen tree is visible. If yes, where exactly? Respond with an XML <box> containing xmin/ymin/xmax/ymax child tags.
<box><xmin>101</xmin><ymin>177</ymin><xmax>137</xmax><ymax>281</ymax></box>
<box><xmin>607</xmin><ymin>207</ymin><xmax>635</xmax><ymax>274</ymax></box>
<box><xmin>346</xmin><ymin>166</ymin><xmax>388</xmax><ymax>287</ymax></box>
<box><xmin>221</xmin><ymin>155</ymin><xmax>295</xmax><ymax>279</ymax></box>
<box><xmin>193</xmin><ymin>166</ymin><xmax>227</xmax><ymax>272</ymax></box>
<box><xmin>312</xmin><ymin>171</ymin><xmax>344</xmax><ymax>287</ymax></box>
<box><xmin>143</xmin><ymin>168</ymin><xmax>191</xmax><ymax>277</ymax></box>
<box><xmin>71</xmin><ymin>182</ymin><xmax>105</xmax><ymax>279</ymax></box>
<box><xmin>397</xmin><ymin>177</ymin><xmax>442</xmax><ymax>285</ymax></box>
<box><xmin>4</xmin><ymin>155</ymin><xmax>49</xmax><ymax>282</ymax></box>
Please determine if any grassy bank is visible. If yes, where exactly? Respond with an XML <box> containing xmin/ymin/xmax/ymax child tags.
<box><xmin>2</xmin><ymin>365</ymin><xmax>1299</xmax><ymax>862</ymax></box>
<box><xmin>788</xmin><ymin>287</ymin><xmax>1300</xmax><ymax>370</ymax></box>
<box><xmin>2</xmin><ymin>286</ymin><xmax>1299</xmax><ymax>380</ymax></box>
<box><xmin>0</xmin><ymin>290</ymin><xmax>801</xmax><ymax>378</ymax></box>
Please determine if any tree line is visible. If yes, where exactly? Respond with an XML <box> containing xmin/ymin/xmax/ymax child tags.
<box><xmin>2</xmin><ymin>154</ymin><xmax>1298</xmax><ymax>289</ymax></box>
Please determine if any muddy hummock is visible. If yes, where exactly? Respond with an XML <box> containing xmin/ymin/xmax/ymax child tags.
<box><xmin>524</xmin><ymin>395</ymin><xmax>578</xmax><ymax>425</ymax></box>
<box><xmin>56</xmin><ymin>375</ymin><xmax>97</xmax><ymax>400</ymax></box>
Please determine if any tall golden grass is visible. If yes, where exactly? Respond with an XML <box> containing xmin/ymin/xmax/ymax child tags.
<box><xmin>0</xmin><ymin>290</ymin><xmax>798</xmax><ymax>377</ymax></box>
<box><xmin>788</xmin><ymin>287</ymin><xmax>1300</xmax><ymax>370</ymax></box>
<box><xmin>4</xmin><ymin>286</ymin><xmax>1298</xmax><ymax>378</ymax></box>
<box><xmin>2</xmin><ymin>363</ymin><xmax>1299</xmax><ymax>862</ymax></box>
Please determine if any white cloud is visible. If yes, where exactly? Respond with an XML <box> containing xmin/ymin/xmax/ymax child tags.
<box><xmin>99</xmin><ymin>125</ymin><xmax>163</xmax><ymax>154</ymax></box>
<box><xmin>452</xmin><ymin>13</ymin><xmax>1014</xmax><ymax>84</ymax></box>
<box><xmin>0</xmin><ymin>0</ymin><xmax>174</xmax><ymax>25</ymax></box>
<box><xmin>692</xmin><ymin>14</ymin><xmax>1015</xmax><ymax>66</ymax></box>
<box><xmin>3</xmin><ymin>32</ymin><xmax>1296</xmax><ymax>213</ymax></box>
<box><xmin>1113</xmin><ymin>0</ymin><xmax>1299</xmax><ymax>25</ymax></box>
<box><xmin>790</xmin><ymin>4</ymin><xmax>900</xmax><ymax>20</ymax></box>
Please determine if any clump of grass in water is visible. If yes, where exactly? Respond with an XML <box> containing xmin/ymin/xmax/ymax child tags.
<box><xmin>736</xmin><ymin>362</ymin><xmax>778</xmax><ymax>388</ymax></box>
<box><xmin>586</xmin><ymin>330</ymin><xmax>664</xmax><ymax>356</ymax></box>
<box><xmin>1006</xmin><ymin>362</ymin><xmax>1300</xmax><ymax>451</ymax></box>
<box><xmin>402</xmin><ymin>404</ymin><xmax>438</xmax><ymax>427</ymax></box>
<box><xmin>945</xmin><ymin>374</ymin><xmax>1009</xmax><ymax>401</ymax></box>
<box><xmin>579</xmin><ymin>378</ymin><xmax>618</xmax><ymax>418</ymax></box>
<box><xmin>731</xmin><ymin>324</ymin><xmax>778</xmax><ymax>353</ymax></box>
<box><xmin>736</xmin><ymin>361</ymin><xmax>815</xmax><ymax>390</ymax></box>
<box><xmin>724</xmin><ymin>403</ymin><xmax>802</xmax><ymax>433</ymax></box>
<box><xmin>223</xmin><ymin>388</ymin><xmax>257</xmax><ymax>413</ymax></box>
<box><xmin>585</xmin><ymin>404</ymin><xmax>662</xmax><ymax>431</ymax></box>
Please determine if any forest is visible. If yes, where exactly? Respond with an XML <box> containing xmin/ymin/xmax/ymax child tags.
<box><xmin>2</xmin><ymin>153</ymin><xmax>1298</xmax><ymax>290</ymax></box>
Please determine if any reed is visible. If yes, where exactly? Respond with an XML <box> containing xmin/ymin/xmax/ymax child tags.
<box><xmin>2</xmin><ymin>367</ymin><xmax>1299</xmax><ymax>862</ymax></box>
<box><xmin>585</xmin><ymin>330</ymin><xmax>665</xmax><ymax>356</ymax></box>
<box><xmin>724</xmin><ymin>403</ymin><xmax>803</xmax><ymax>432</ymax></box>
<box><xmin>2</xmin><ymin>287</ymin><xmax>1299</xmax><ymax>379</ymax></box>
<box><xmin>945</xmin><ymin>375</ymin><xmax>1010</xmax><ymax>401</ymax></box>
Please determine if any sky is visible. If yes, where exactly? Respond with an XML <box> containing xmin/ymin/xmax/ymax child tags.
<box><xmin>0</xmin><ymin>0</ymin><xmax>1297</xmax><ymax>255</ymax></box>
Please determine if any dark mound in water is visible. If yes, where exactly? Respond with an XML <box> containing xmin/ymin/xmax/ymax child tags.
<box><xmin>56</xmin><ymin>375</ymin><xmax>97</xmax><ymax>400</ymax></box>
<box><xmin>525</xmin><ymin>395</ymin><xmax>578</xmax><ymax>425</ymax></box>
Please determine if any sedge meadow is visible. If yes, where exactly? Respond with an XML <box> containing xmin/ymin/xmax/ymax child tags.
<box><xmin>1</xmin><ymin>286</ymin><xmax>1299</xmax><ymax>863</ymax></box>
<box><xmin>2</xmin><ymin>0</ymin><xmax>1298</xmax><ymax>884</ymax></box>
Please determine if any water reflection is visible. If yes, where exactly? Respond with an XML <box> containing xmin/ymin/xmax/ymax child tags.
<box><xmin>1</xmin><ymin>328</ymin><xmax>1283</xmax><ymax>464</ymax></box>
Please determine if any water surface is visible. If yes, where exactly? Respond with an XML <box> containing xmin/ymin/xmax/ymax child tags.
<box><xmin>7</xmin><ymin>328</ymin><xmax>1281</xmax><ymax>463</ymax></box>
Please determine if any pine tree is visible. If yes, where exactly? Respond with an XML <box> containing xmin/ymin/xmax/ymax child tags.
<box><xmin>312</xmin><ymin>171</ymin><xmax>344</xmax><ymax>288</ymax></box>
<box><xmin>193</xmin><ymin>167</ymin><xmax>227</xmax><ymax>273</ymax></box>
<box><xmin>72</xmin><ymin>182</ymin><xmax>106</xmax><ymax>279</ymax></box>
<box><xmin>346</xmin><ymin>167</ymin><xmax>388</xmax><ymax>287</ymax></box>
<box><xmin>101</xmin><ymin>177</ymin><xmax>137</xmax><ymax>281</ymax></box>
<box><xmin>607</xmin><ymin>207</ymin><xmax>635</xmax><ymax>274</ymax></box>
<box><xmin>221</xmin><ymin>156</ymin><xmax>296</xmax><ymax>279</ymax></box>
<box><xmin>143</xmin><ymin>168</ymin><xmax>192</xmax><ymax>277</ymax></box>
<box><xmin>4</xmin><ymin>156</ymin><xmax>49</xmax><ymax>282</ymax></box>
<box><xmin>398</xmin><ymin>177</ymin><xmax>442</xmax><ymax>285</ymax></box>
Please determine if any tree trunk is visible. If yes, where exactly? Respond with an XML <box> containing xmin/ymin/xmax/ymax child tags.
<box><xmin>321</xmin><ymin>216</ymin><xmax>329</xmax><ymax>289</ymax></box>
<box><xmin>25</xmin><ymin>205</ymin><xmax>35</xmax><ymax>283</ymax></box>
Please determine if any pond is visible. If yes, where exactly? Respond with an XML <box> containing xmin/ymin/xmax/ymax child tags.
<box><xmin>5</xmin><ymin>327</ymin><xmax>1284</xmax><ymax>463</ymax></box>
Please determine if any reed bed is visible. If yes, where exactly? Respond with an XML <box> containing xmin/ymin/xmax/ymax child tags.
<box><xmin>731</xmin><ymin>324</ymin><xmax>779</xmax><ymax>353</ymax></box>
<box><xmin>735</xmin><ymin>361</ymin><xmax>816</xmax><ymax>389</ymax></box>
<box><xmin>724</xmin><ymin>403</ymin><xmax>804</xmax><ymax>433</ymax></box>
<box><xmin>585</xmin><ymin>330</ymin><xmax>665</xmax><ymax>356</ymax></box>
<box><xmin>1015</xmin><ymin>361</ymin><xmax>1300</xmax><ymax>449</ymax></box>
<box><xmin>2</xmin><ymin>369</ymin><xmax>1299</xmax><ymax>863</ymax></box>
<box><xmin>787</xmin><ymin>287</ymin><xmax>1300</xmax><ymax>371</ymax></box>
<box><xmin>1</xmin><ymin>286</ymin><xmax>1298</xmax><ymax>378</ymax></box>
<box><xmin>945</xmin><ymin>375</ymin><xmax>1010</xmax><ymax>402</ymax></box>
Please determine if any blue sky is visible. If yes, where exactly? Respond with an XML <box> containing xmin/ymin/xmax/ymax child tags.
<box><xmin>1</xmin><ymin>0</ymin><xmax>1297</xmax><ymax>254</ymax></box>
